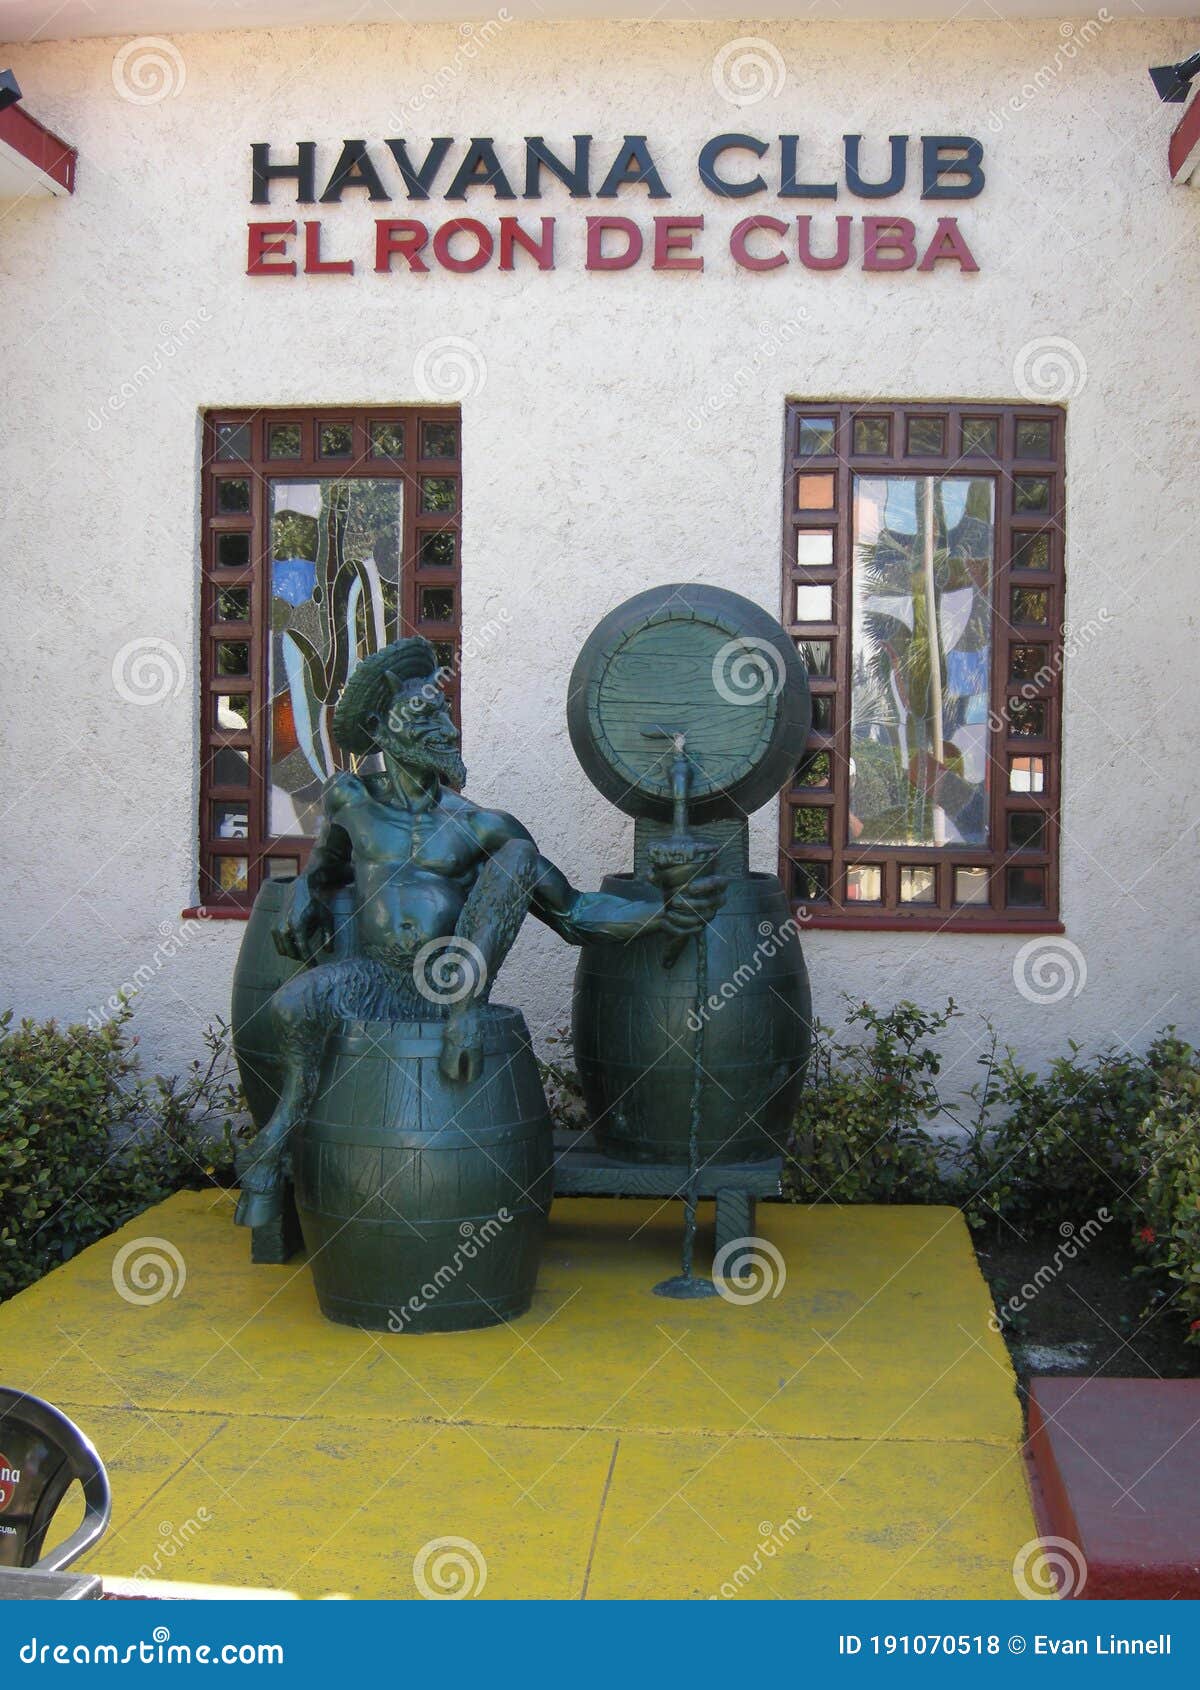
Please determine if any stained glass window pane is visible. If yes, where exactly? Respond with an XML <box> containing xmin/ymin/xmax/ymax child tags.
<box><xmin>422</xmin><ymin>477</ymin><xmax>457</xmax><ymax>513</ymax></box>
<box><xmin>900</xmin><ymin>865</ymin><xmax>936</xmax><ymax>903</ymax></box>
<box><xmin>420</xmin><ymin>531</ymin><xmax>456</xmax><ymax>569</ymax></box>
<box><xmin>793</xmin><ymin>860</ymin><xmax>829</xmax><ymax>902</ymax></box>
<box><xmin>795</xmin><ymin>531</ymin><xmax>834</xmax><ymax>567</ymax></box>
<box><xmin>853</xmin><ymin>416</ymin><xmax>889</xmax><ymax>454</ymax></box>
<box><xmin>798</xmin><ymin>417</ymin><xmax>835</xmax><ymax>456</ymax></box>
<box><xmin>421</xmin><ymin>421</ymin><xmax>458</xmax><ymax>459</ymax></box>
<box><xmin>268</xmin><ymin>423</ymin><xmax>302</xmax><ymax>459</ymax></box>
<box><xmin>217</xmin><ymin>532</ymin><xmax>251</xmax><ymax>569</ymax></box>
<box><xmin>267</xmin><ymin>478</ymin><xmax>404</xmax><ymax>836</ymax></box>
<box><xmin>961</xmin><ymin>418</ymin><xmax>997</xmax><ymax>456</ymax></box>
<box><xmin>845</xmin><ymin>865</ymin><xmax>882</xmax><ymax>902</ymax></box>
<box><xmin>906</xmin><ymin>416</ymin><xmax>945</xmax><ymax>456</ymax></box>
<box><xmin>369</xmin><ymin>421</ymin><xmax>405</xmax><ymax>459</ymax></box>
<box><xmin>850</xmin><ymin>474</ymin><xmax>995</xmax><ymax>847</ymax></box>
<box><xmin>216</xmin><ymin>422</ymin><xmax>250</xmax><ymax>462</ymax></box>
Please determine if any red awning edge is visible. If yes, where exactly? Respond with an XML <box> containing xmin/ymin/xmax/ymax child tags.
<box><xmin>0</xmin><ymin>101</ymin><xmax>76</xmax><ymax>196</ymax></box>
<box><xmin>1169</xmin><ymin>89</ymin><xmax>1200</xmax><ymax>185</ymax></box>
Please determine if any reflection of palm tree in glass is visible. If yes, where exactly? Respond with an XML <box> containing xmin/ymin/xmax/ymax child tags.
<box><xmin>271</xmin><ymin>482</ymin><xmax>403</xmax><ymax>827</ymax></box>
<box><xmin>853</xmin><ymin>476</ymin><xmax>992</xmax><ymax>847</ymax></box>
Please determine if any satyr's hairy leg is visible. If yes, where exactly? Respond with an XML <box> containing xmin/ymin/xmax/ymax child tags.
<box><xmin>440</xmin><ymin>838</ymin><xmax>542</xmax><ymax>1082</ymax></box>
<box><xmin>234</xmin><ymin>957</ymin><xmax>407</xmax><ymax>1227</ymax></box>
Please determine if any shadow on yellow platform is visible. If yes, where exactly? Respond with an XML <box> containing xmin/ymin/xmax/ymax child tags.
<box><xmin>1</xmin><ymin>1192</ymin><xmax>1033</xmax><ymax>1599</ymax></box>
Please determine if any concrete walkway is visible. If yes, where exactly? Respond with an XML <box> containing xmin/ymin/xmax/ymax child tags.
<box><xmin>2</xmin><ymin>1192</ymin><xmax>1034</xmax><ymax>1599</ymax></box>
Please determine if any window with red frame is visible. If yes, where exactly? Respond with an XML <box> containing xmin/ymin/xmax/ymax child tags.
<box><xmin>199</xmin><ymin>408</ymin><xmax>462</xmax><ymax>910</ymax></box>
<box><xmin>781</xmin><ymin>401</ymin><xmax>1064</xmax><ymax>931</ymax></box>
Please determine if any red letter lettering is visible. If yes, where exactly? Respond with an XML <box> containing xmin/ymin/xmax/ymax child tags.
<box><xmin>498</xmin><ymin>217</ymin><xmax>556</xmax><ymax>271</ymax></box>
<box><xmin>247</xmin><ymin>221</ymin><xmax>296</xmax><ymax>276</ymax></box>
<box><xmin>375</xmin><ymin>220</ymin><xmax>429</xmax><ymax>273</ymax></box>
<box><xmin>585</xmin><ymin>216</ymin><xmax>643</xmax><ymax>270</ymax></box>
<box><xmin>653</xmin><ymin>217</ymin><xmax>704</xmax><ymax>271</ymax></box>
<box><xmin>797</xmin><ymin>215</ymin><xmax>852</xmax><ymax>271</ymax></box>
<box><xmin>918</xmin><ymin>217</ymin><xmax>979</xmax><ymax>272</ymax></box>
<box><xmin>863</xmin><ymin>217</ymin><xmax>916</xmax><ymax>272</ymax></box>
<box><xmin>432</xmin><ymin>218</ymin><xmax>493</xmax><ymax>272</ymax></box>
<box><xmin>303</xmin><ymin>220</ymin><xmax>353</xmax><ymax>275</ymax></box>
<box><xmin>730</xmin><ymin>215</ymin><xmax>787</xmax><ymax>271</ymax></box>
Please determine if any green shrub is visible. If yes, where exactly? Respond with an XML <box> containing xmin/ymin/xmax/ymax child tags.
<box><xmin>1131</xmin><ymin>1040</ymin><xmax>1200</xmax><ymax>1344</ymax></box>
<box><xmin>783</xmin><ymin>999</ymin><xmax>960</xmax><ymax>1205</ymax></box>
<box><xmin>0</xmin><ymin>1003</ymin><xmax>244</xmax><ymax>1301</ymax></box>
<box><xmin>962</xmin><ymin>1032</ymin><xmax>1195</xmax><ymax>1232</ymax></box>
<box><xmin>537</xmin><ymin>1027</ymin><xmax>590</xmax><ymax>1134</ymax></box>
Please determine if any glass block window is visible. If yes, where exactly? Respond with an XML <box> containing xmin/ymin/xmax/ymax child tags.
<box><xmin>781</xmin><ymin>402</ymin><xmax>1064</xmax><ymax>929</ymax></box>
<box><xmin>199</xmin><ymin>408</ymin><xmax>462</xmax><ymax>908</ymax></box>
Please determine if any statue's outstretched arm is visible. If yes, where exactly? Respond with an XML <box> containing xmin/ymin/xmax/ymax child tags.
<box><xmin>465</xmin><ymin>807</ymin><xmax>722</xmax><ymax>947</ymax></box>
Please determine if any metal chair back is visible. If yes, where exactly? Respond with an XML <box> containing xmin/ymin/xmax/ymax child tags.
<box><xmin>0</xmin><ymin>1389</ymin><xmax>111</xmax><ymax>1571</ymax></box>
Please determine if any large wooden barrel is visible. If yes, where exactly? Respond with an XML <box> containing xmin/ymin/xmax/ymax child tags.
<box><xmin>573</xmin><ymin>873</ymin><xmax>811</xmax><ymax>1165</ymax></box>
<box><xmin>294</xmin><ymin>1007</ymin><xmax>553</xmax><ymax>1332</ymax></box>
<box><xmin>230</xmin><ymin>878</ymin><xmax>355</xmax><ymax>1127</ymax></box>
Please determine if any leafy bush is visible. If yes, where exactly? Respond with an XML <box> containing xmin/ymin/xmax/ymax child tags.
<box><xmin>1131</xmin><ymin>1040</ymin><xmax>1200</xmax><ymax>1343</ymax></box>
<box><xmin>783</xmin><ymin>999</ymin><xmax>962</xmax><ymax>1205</ymax></box>
<box><xmin>0</xmin><ymin>1003</ymin><xmax>244</xmax><ymax>1301</ymax></box>
<box><xmin>961</xmin><ymin>1032</ymin><xmax>1195</xmax><ymax>1230</ymax></box>
<box><xmin>537</xmin><ymin>1027</ymin><xmax>590</xmax><ymax>1134</ymax></box>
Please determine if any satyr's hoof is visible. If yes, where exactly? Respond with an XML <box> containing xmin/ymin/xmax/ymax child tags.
<box><xmin>235</xmin><ymin>1187</ymin><xmax>283</xmax><ymax>1228</ymax></box>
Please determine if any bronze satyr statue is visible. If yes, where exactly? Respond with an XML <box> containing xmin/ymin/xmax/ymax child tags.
<box><xmin>234</xmin><ymin>636</ymin><xmax>725</xmax><ymax>1230</ymax></box>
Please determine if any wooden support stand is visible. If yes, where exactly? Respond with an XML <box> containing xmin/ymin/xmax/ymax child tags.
<box><xmin>248</xmin><ymin>1142</ymin><xmax>782</xmax><ymax>1267</ymax></box>
<box><xmin>551</xmin><ymin>1129</ymin><xmax>781</xmax><ymax>1255</ymax></box>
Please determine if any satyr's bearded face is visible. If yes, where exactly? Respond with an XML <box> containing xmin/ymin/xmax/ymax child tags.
<box><xmin>372</xmin><ymin>680</ymin><xmax>467</xmax><ymax>789</ymax></box>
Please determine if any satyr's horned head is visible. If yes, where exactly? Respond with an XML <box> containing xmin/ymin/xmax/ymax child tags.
<box><xmin>332</xmin><ymin>637</ymin><xmax>467</xmax><ymax>789</ymax></box>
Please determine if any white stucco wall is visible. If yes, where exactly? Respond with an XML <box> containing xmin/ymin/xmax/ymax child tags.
<box><xmin>1</xmin><ymin>16</ymin><xmax>1197</xmax><ymax>1103</ymax></box>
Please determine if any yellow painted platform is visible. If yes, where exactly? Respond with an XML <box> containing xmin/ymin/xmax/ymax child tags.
<box><xmin>1</xmin><ymin>1192</ymin><xmax>1034</xmax><ymax>1599</ymax></box>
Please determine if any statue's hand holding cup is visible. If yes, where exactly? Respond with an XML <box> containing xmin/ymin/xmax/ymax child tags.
<box><xmin>648</xmin><ymin>841</ymin><xmax>726</xmax><ymax>963</ymax></box>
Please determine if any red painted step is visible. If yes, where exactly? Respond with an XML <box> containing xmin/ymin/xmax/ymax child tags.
<box><xmin>1027</xmin><ymin>1378</ymin><xmax>1200</xmax><ymax>1599</ymax></box>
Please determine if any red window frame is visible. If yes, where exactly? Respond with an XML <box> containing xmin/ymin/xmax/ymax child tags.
<box><xmin>197</xmin><ymin>407</ymin><xmax>462</xmax><ymax>914</ymax></box>
<box><xmin>780</xmin><ymin>400</ymin><xmax>1065</xmax><ymax>932</ymax></box>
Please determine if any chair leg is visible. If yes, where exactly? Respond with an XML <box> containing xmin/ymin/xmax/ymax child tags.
<box><xmin>714</xmin><ymin>1190</ymin><xmax>756</xmax><ymax>1272</ymax></box>
<box><xmin>250</xmin><ymin>1180</ymin><xmax>303</xmax><ymax>1264</ymax></box>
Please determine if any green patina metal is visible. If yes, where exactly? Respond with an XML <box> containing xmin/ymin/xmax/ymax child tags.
<box><xmin>231</xmin><ymin>587</ymin><xmax>811</xmax><ymax>1324</ymax></box>
<box><xmin>229</xmin><ymin>633</ymin><xmax>722</xmax><ymax>1329</ymax></box>
<box><xmin>567</xmin><ymin>582</ymin><xmax>813</xmax><ymax>1296</ymax></box>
